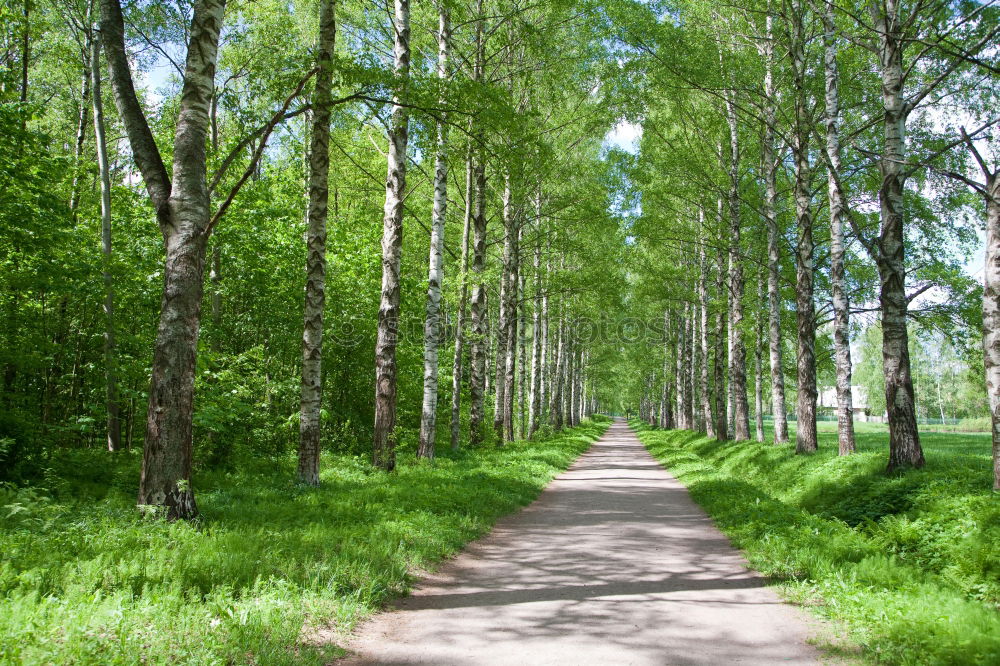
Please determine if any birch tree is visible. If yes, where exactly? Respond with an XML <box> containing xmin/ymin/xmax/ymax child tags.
<box><xmin>418</xmin><ymin>3</ymin><xmax>450</xmax><ymax>459</ymax></box>
<box><xmin>821</xmin><ymin>0</ymin><xmax>855</xmax><ymax>455</ymax></box>
<box><xmin>373</xmin><ymin>0</ymin><xmax>410</xmax><ymax>471</ymax></box>
<box><xmin>299</xmin><ymin>0</ymin><xmax>336</xmax><ymax>485</ymax></box>
<box><xmin>91</xmin><ymin>35</ymin><xmax>120</xmax><ymax>453</ymax></box>
<box><xmin>761</xmin><ymin>12</ymin><xmax>789</xmax><ymax>444</ymax></box>
<box><xmin>788</xmin><ymin>0</ymin><xmax>818</xmax><ymax>454</ymax></box>
<box><xmin>99</xmin><ymin>0</ymin><xmax>228</xmax><ymax>518</ymax></box>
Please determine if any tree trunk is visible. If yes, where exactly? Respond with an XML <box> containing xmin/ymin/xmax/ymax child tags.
<box><xmin>874</xmin><ymin>1</ymin><xmax>923</xmax><ymax>471</ymax></box>
<box><xmin>566</xmin><ymin>337</ymin><xmax>575</xmax><ymax>427</ymax></box>
<box><xmin>823</xmin><ymin>3</ymin><xmax>856</xmax><ymax>456</ymax></box>
<box><xmin>298</xmin><ymin>0</ymin><xmax>336</xmax><ymax>484</ymax></box>
<box><xmin>485</xmin><ymin>290</ymin><xmax>493</xmax><ymax>399</ymax></box>
<box><xmin>528</xmin><ymin>212</ymin><xmax>543</xmax><ymax>437</ymax></box>
<box><xmin>684</xmin><ymin>301</ymin><xmax>695</xmax><ymax>429</ymax></box>
<box><xmin>540</xmin><ymin>264</ymin><xmax>549</xmax><ymax>421</ymax></box>
<box><xmin>449</xmin><ymin>142</ymin><xmax>474</xmax><ymax>450</ymax></box>
<box><xmin>699</xmin><ymin>230</ymin><xmax>714</xmax><ymax>437</ymax></box>
<box><xmin>675</xmin><ymin>305</ymin><xmax>686</xmax><ymax>429</ymax></box>
<box><xmin>548</xmin><ymin>311</ymin><xmax>564</xmax><ymax>429</ymax></box>
<box><xmin>715</xmin><ymin>239</ymin><xmax>728</xmax><ymax>440</ymax></box>
<box><xmin>92</xmin><ymin>37</ymin><xmax>121</xmax><ymax>453</ymax></box>
<box><xmin>373</xmin><ymin>0</ymin><xmax>410</xmax><ymax>471</ymax></box>
<box><xmin>724</xmin><ymin>99</ymin><xmax>750</xmax><ymax>440</ymax></box>
<box><xmin>493</xmin><ymin>175</ymin><xmax>514</xmax><ymax>442</ymax></box>
<box><xmin>70</xmin><ymin>24</ymin><xmax>92</xmax><ymax>217</ymax></box>
<box><xmin>981</xmin><ymin>175</ymin><xmax>1000</xmax><ymax>491</ymax></box>
<box><xmin>517</xmin><ymin>262</ymin><xmax>527</xmax><ymax>438</ymax></box>
<box><xmin>690</xmin><ymin>294</ymin><xmax>699</xmax><ymax>430</ymax></box>
<box><xmin>661</xmin><ymin>308</ymin><xmax>673</xmax><ymax>429</ymax></box>
<box><xmin>755</xmin><ymin>277</ymin><xmax>765</xmax><ymax>442</ymax></box>
<box><xmin>574</xmin><ymin>345</ymin><xmax>582</xmax><ymax>426</ymax></box>
<box><xmin>418</xmin><ymin>4</ymin><xmax>449</xmax><ymax>459</ymax></box>
<box><xmin>468</xmin><ymin>154</ymin><xmax>489</xmax><ymax>446</ymax></box>
<box><xmin>791</xmin><ymin>0</ymin><xmax>817</xmax><ymax>455</ymax></box>
<box><xmin>561</xmin><ymin>326</ymin><xmax>571</xmax><ymax>427</ymax></box>
<box><xmin>101</xmin><ymin>0</ymin><xmax>227</xmax><ymax>519</ymax></box>
<box><xmin>763</xmin><ymin>13</ymin><xmax>789</xmax><ymax>444</ymax></box>
<box><xmin>501</xmin><ymin>212</ymin><xmax>519</xmax><ymax>443</ymax></box>
<box><xmin>727</xmin><ymin>301</ymin><xmax>734</xmax><ymax>437</ymax></box>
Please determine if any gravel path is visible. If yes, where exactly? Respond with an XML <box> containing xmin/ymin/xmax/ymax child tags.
<box><xmin>340</xmin><ymin>419</ymin><xmax>822</xmax><ymax>665</ymax></box>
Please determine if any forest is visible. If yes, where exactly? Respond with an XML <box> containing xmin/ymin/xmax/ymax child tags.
<box><xmin>0</xmin><ymin>0</ymin><xmax>998</xmax><ymax>663</ymax></box>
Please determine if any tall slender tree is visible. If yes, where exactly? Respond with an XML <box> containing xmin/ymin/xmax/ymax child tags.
<box><xmin>821</xmin><ymin>0</ymin><xmax>855</xmax><ymax>456</ymax></box>
<box><xmin>91</xmin><ymin>35</ymin><xmax>120</xmax><ymax>453</ymax></box>
<box><xmin>373</xmin><ymin>0</ymin><xmax>411</xmax><ymax>470</ymax></box>
<box><xmin>789</xmin><ymin>0</ymin><xmax>817</xmax><ymax>454</ymax></box>
<box><xmin>299</xmin><ymin>0</ymin><xmax>336</xmax><ymax>484</ymax></box>
<box><xmin>418</xmin><ymin>2</ymin><xmax>451</xmax><ymax>459</ymax></box>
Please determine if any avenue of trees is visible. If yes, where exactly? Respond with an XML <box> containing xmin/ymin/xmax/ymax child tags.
<box><xmin>1</xmin><ymin>0</ymin><xmax>998</xmax><ymax>524</ymax></box>
<box><xmin>1</xmin><ymin>0</ymin><xmax>631</xmax><ymax>518</ymax></box>
<box><xmin>611</xmin><ymin>0</ymin><xmax>999</xmax><ymax>491</ymax></box>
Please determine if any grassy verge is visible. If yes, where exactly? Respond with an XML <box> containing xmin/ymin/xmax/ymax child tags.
<box><xmin>633</xmin><ymin>420</ymin><xmax>999</xmax><ymax>665</ymax></box>
<box><xmin>0</xmin><ymin>417</ymin><xmax>608</xmax><ymax>664</ymax></box>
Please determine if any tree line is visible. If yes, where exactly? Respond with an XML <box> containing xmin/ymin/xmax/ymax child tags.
<box><xmin>614</xmin><ymin>0</ymin><xmax>998</xmax><ymax>489</ymax></box>
<box><xmin>0</xmin><ymin>0</ymin><xmax>629</xmax><ymax>518</ymax></box>
<box><xmin>1</xmin><ymin>0</ymin><xmax>997</xmax><ymax>518</ymax></box>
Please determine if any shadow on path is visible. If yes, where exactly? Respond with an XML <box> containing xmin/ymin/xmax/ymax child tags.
<box><xmin>339</xmin><ymin>419</ymin><xmax>822</xmax><ymax>666</ymax></box>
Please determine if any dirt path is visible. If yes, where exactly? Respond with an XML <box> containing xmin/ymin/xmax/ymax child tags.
<box><xmin>340</xmin><ymin>419</ymin><xmax>822</xmax><ymax>665</ymax></box>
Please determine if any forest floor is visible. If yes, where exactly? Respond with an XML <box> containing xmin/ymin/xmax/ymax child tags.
<box><xmin>339</xmin><ymin>419</ymin><xmax>824</xmax><ymax>665</ymax></box>
<box><xmin>637</xmin><ymin>420</ymin><xmax>1000</xmax><ymax>665</ymax></box>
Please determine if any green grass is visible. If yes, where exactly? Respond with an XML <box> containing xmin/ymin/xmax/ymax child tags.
<box><xmin>0</xmin><ymin>417</ymin><xmax>609</xmax><ymax>664</ymax></box>
<box><xmin>633</xmin><ymin>418</ymin><xmax>999</xmax><ymax>665</ymax></box>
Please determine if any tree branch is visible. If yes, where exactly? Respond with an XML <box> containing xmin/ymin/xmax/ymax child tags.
<box><xmin>206</xmin><ymin>68</ymin><xmax>315</xmax><ymax>234</ymax></box>
<box><xmin>98</xmin><ymin>0</ymin><xmax>171</xmax><ymax>215</ymax></box>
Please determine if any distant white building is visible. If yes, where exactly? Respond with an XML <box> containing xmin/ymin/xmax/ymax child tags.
<box><xmin>817</xmin><ymin>386</ymin><xmax>885</xmax><ymax>422</ymax></box>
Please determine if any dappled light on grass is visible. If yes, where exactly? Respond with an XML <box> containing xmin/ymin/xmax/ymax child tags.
<box><xmin>634</xmin><ymin>420</ymin><xmax>1000</xmax><ymax>664</ymax></box>
<box><xmin>0</xmin><ymin>417</ymin><xmax>609</xmax><ymax>664</ymax></box>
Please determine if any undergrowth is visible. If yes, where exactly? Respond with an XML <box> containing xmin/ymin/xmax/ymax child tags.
<box><xmin>0</xmin><ymin>417</ymin><xmax>608</xmax><ymax>664</ymax></box>
<box><xmin>634</xmin><ymin>420</ymin><xmax>999</xmax><ymax>665</ymax></box>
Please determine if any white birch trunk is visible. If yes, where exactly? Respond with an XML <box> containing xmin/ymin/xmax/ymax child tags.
<box><xmin>92</xmin><ymin>37</ymin><xmax>121</xmax><ymax>453</ymax></box>
<box><xmin>661</xmin><ymin>308</ymin><xmax>673</xmax><ymax>429</ymax></box>
<box><xmin>726</xmin><ymin>96</ymin><xmax>750</xmax><ymax>440</ymax></box>
<box><xmin>699</xmin><ymin>230</ymin><xmax>714</xmax><ymax>437</ymax></box>
<box><xmin>980</xmin><ymin>173</ymin><xmax>1000</xmax><ymax>490</ymax></box>
<box><xmin>675</xmin><ymin>306</ymin><xmax>686</xmax><ymax>429</ymax></box>
<box><xmin>548</xmin><ymin>310</ymin><xmax>564</xmax><ymax>429</ymax></box>
<box><xmin>823</xmin><ymin>1</ymin><xmax>856</xmax><ymax>456</ymax></box>
<box><xmin>791</xmin><ymin>0</ymin><xmax>817</xmax><ymax>455</ymax></box>
<box><xmin>762</xmin><ymin>14</ymin><xmax>789</xmax><ymax>444</ymax></box>
<box><xmin>299</xmin><ymin>0</ymin><xmax>336</xmax><ymax>484</ymax></box>
<box><xmin>872</xmin><ymin>0</ymin><xmax>923</xmax><ymax>470</ymax></box>
<box><xmin>418</xmin><ymin>5</ymin><xmax>450</xmax><ymax>459</ymax></box>
<box><xmin>715</xmin><ymin>235</ymin><xmax>728</xmax><ymax>440</ymax></box>
<box><xmin>100</xmin><ymin>0</ymin><xmax>227</xmax><ymax>518</ymax></box>
<box><xmin>517</xmin><ymin>263</ymin><xmax>527</xmax><ymax>438</ymax></box>
<box><xmin>468</xmin><ymin>155</ymin><xmax>488</xmax><ymax>446</ymax></box>
<box><xmin>528</xmin><ymin>210</ymin><xmax>543</xmax><ymax>436</ymax></box>
<box><xmin>493</xmin><ymin>175</ymin><xmax>513</xmax><ymax>442</ymax></box>
<box><xmin>755</xmin><ymin>277</ymin><xmax>766</xmax><ymax>442</ymax></box>
<box><xmin>373</xmin><ymin>0</ymin><xmax>411</xmax><ymax>470</ymax></box>
<box><xmin>449</xmin><ymin>142</ymin><xmax>473</xmax><ymax>450</ymax></box>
